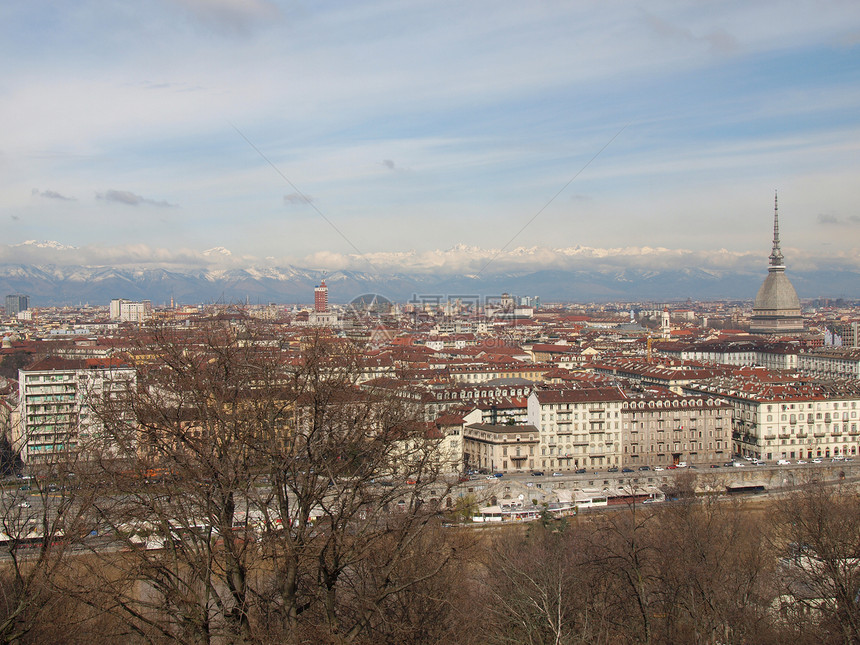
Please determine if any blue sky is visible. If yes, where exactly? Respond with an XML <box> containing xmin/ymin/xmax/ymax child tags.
<box><xmin>2</xmin><ymin>0</ymin><xmax>860</xmax><ymax>276</ymax></box>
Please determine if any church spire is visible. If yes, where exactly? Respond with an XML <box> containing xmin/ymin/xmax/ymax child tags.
<box><xmin>769</xmin><ymin>190</ymin><xmax>784</xmax><ymax>268</ymax></box>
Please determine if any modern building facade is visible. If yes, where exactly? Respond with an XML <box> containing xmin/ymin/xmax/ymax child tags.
<box><xmin>15</xmin><ymin>357</ymin><xmax>136</xmax><ymax>465</ymax></box>
<box><xmin>109</xmin><ymin>299</ymin><xmax>152</xmax><ymax>323</ymax></box>
<box><xmin>5</xmin><ymin>294</ymin><xmax>29</xmax><ymax>317</ymax></box>
<box><xmin>314</xmin><ymin>280</ymin><xmax>328</xmax><ymax>313</ymax></box>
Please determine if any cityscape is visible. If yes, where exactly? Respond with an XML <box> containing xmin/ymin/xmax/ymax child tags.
<box><xmin>3</xmin><ymin>1</ymin><xmax>860</xmax><ymax>643</ymax></box>
<box><xmin>1</xmin><ymin>196</ymin><xmax>860</xmax><ymax>641</ymax></box>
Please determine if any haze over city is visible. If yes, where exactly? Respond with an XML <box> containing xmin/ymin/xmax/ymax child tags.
<box><xmin>2</xmin><ymin>1</ymin><xmax>860</xmax><ymax>284</ymax></box>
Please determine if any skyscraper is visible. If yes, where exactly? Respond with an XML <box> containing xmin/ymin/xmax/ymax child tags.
<box><xmin>314</xmin><ymin>280</ymin><xmax>328</xmax><ymax>313</ymax></box>
<box><xmin>5</xmin><ymin>294</ymin><xmax>29</xmax><ymax>317</ymax></box>
<box><xmin>749</xmin><ymin>193</ymin><xmax>804</xmax><ymax>334</ymax></box>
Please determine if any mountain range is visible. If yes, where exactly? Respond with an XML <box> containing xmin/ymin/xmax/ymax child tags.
<box><xmin>0</xmin><ymin>263</ymin><xmax>856</xmax><ymax>307</ymax></box>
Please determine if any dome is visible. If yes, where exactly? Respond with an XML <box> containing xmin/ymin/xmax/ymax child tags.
<box><xmin>749</xmin><ymin>192</ymin><xmax>804</xmax><ymax>335</ymax></box>
<box><xmin>753</xmin><ymin>270</ymin><xmax>801</xmax><ymax>313</ymax></box>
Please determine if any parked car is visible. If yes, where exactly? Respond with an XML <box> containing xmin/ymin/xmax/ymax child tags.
<box><xmin>575</xmin><ymin>468</ymin><xmax>587</xmax><ymax>474</ymax></box>
<box><xmin>552</xmin><ymin>472</ymin><xmax>563</xmax><ymax>477</ymax></box>
<box><xmin>638</xmin><ymin>466</ymin><xmax>650</xmax><ymax>471</ymax></box>
<box><xmin>531</xmin><ymin>471</ymin><xmax>544</xmax><ymax>477</ymax></box>
<box><xmin>621</xmin><ymin>467</ymin><xmax>634</xmax><ymax>473</ymax></box>
<box><xmin>777</xmin><ymin>459</ymin><xmax>791</xmax><ymax>465</ymax></box>
<box><xmin>653</xmin><ymin>466</ymin><xmax>664</xmax><ymax>472</ymax></box>
<box><xmin>797</xmin><ymin>459</ymin><xmax>808</xmax><ymax>464</ymax></box>
<box><xmin>607</xmin><ymin>467</ymin><xmax>619</xmax><ymax>473</ymax></box>
<box><xmin>812</xmin><ymin>458</ymin><xmax>822</xmax><ymax>464</ymax></box>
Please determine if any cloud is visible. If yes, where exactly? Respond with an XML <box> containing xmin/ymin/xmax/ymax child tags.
<box><xmin>641</xmin><ymin>10</ymin><xmax>739</xmax><ymax>55</ymax></box>
<box><xmin>96</xmin><ymin>190</ymin><xmax>177</xmax><ymax>208</ymax></box>
<box><xmin>0</xmin><ymin>240</ymin><xmax>857</xmax><ymax>277</ymax></box>
<box><xmin>171</xmin><ymin>0</ymin><xmax>280</xmax><ymax>36</ymax></box>
<box><xmin>818</xmin><ymin>212</ymin><xmax>860</xmax><ymax>226</ymax></box>
<box><xmin>284</xmin><ymin>193</ymin><xmax>314</xmax><ymax>205</ymax></box>
<box><xmin>32</xmin><ymin>188</ymin><xmax>75</xmax><ymax>201</ymax></box>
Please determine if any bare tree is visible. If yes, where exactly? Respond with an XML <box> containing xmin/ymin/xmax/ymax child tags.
<box><xmin>771</xmin><ymin>482</ymin><xmax>860</xmax><ymax>645</ymax></box>
<box><xmin>73</xmin><ymin>317</ymin><xmax>455</xmax><ymax>643</ymax></box>
<box><xmin>0</xmin><ymin>445</ymin><xmax>94</xmax><ymax>643</ymax></box>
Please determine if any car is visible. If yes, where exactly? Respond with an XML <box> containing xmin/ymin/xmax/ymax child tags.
<box><xmin>676</xmin><ymin>462</ymin><xmax>687</xmax><ymax>468</ymax></box>
<box><xmin>710</xmin><ymin>464</ymin><xmax>720</xmax><ymax>468</ymax></box>
<box><xmin>18</xmin><ymin>485</ymin><xmax>31</xmax><ymax>491</ymax></box>
<box><xmin>653</xmin><ymin>466</ymin><xmax>664</xmax><ymax>472</ymax></box>
<box><xmin>531</xmin><ymin>471</ymin><xmax>544</xmax><ymax>477</ymax></box>
<box><xmin>622</xmin><ymin>467</ymin><xmax>634</xmax><ymax>473</ymax></box>
<box><xmin>667</xmin><ymin>465</ymin><xmax>678</xmax><ymax>470</ymax></box>
<box><xmin>812</xmin><ymin>458</ymin><xmax>823</xmax><ymax>464</ymax></box>
<box><xmin>777</xmin><ymin>459</ymin><xmax>791</xmax><ymax>465</ymax></box>
<box><xmin>797</xmin><ymin>459</ymin><xmax>807</xmax><ymax>464</ymax></box>
<box><xmin>493</xmin><ymin>473</ymin><xmax>504</xmax><ymax>478</ymax></box>
<box><xmin>18</xmin><ymin>502</ymin><xmax>31</xmax><ymax>508</ymax></box>
<box><xmin>638</xmin><ymin>466</ymin><xmax>650</xmax><ymax>471</ymax></box>
<box><xmin>607</xmin><ymin>467</ymin><xmax>619</xmax><ymax>473</ymax></box>
<box><xmin>733</xmin><ymin>462</ymin><xmax>746</xmax><ymax>467</ymax></box>
<box><xmin>552</xmin><ymin>472</ymin><xmax>563</xmax><ymax>477</ymax></box>
<box><xmin>575</xmin><ymin>468</ymin><xmax>587</xmax><ymax>474</ymax></box>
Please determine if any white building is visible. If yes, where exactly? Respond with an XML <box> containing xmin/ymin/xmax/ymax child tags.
<box><xmin>109</xmin><ymin>299</ymin><xmax>152</xmax><ymax>323</ymax></box>
<box><xmin>685</xmin><ymin>379</ymin><xmax>860</xmax><ymax>461</ymax></box>
<box><xmin>797</xmin><ymin>348</ymin><xmax>860</xmax><ymax>380</ymax></box>
<box><xmin>16</xmin><ymin>357</ymin><xmax>136</xmax><ymax>465</ymax></box>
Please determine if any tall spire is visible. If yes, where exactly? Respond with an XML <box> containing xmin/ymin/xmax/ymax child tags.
<box><xmin>768</xmin><ymin>190</ymin><xmax>784</xmax><ymax>268</ymax></box>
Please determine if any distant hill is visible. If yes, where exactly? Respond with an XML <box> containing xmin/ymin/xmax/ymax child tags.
<box><xmin>0</xmin><ymin>263</ymin><xmax>856</xmax><ymax>306</ymax></box>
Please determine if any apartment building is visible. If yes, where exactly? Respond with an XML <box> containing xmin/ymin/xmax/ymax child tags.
<box><xmin>621</xmin><ymin>393</ymin><xmax>732</xmax><ymax>468</ymax></box>
<box><xmin>685</xmin><ymin>379</ymin><xmax>860</xmax><ymax>461</ymax></box>
<box><xmin>16</xmin><ymin>357</ymin><xmax>136</xmax><ymax>464</ymax></box>
<box><xmin>527</xmin><ymin>387</ymin><xmax>626</xmax><ymax>471</ymax></box>
<box><xmin>109</xmin><ymin>299</ymin><xmax>152</xmax><ymax>323</ymax></box>
<box><xmin>797</xmin><ymin>348</ymin><xmax>860</xmax><ymax>379</ymax></box>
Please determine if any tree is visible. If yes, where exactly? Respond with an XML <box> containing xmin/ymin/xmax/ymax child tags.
<box><xmin>76</xmin><ymin>317</ymin><xmax>456</xmax><ymax>643</ymax></box>
<box><xmin>771</xmin><ymin>483</ymin><xmax>860</xmax><ymax>645</ymax></box>
<box><xmin>0</xmin><ymin>445</ymin><xmax>94</xmax><ymax>643</ymax></box>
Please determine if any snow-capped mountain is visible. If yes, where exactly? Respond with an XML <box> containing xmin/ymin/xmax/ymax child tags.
<box><xmin>0</xmin><ymin>263</ymin><xmax>855</xmax><ymax>306</ymax></box>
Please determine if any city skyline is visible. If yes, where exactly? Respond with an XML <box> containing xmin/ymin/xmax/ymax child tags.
<box><xmin>2</xmin><ymin>1</ymin><xmax>860</xmax><ymax>278</ymax></box>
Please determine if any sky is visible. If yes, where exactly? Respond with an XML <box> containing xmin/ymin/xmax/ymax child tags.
<box><xmin>2</xmin><ymin>0</ymin><xmax>860</xmax><ymax>277</ymax></box>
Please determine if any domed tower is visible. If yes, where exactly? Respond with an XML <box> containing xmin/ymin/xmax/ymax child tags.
<box><xmin>749</xmin><ymin>192</ymin><xmax>804</xmax><ymax>334</ymax></box>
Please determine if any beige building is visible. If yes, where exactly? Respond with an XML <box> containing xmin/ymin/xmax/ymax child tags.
<box><xmin>462</xmin><ymin>423</ymin><xmax>540</xmax><ymax>474</ymax></box>
<box><xmin>527</xmin><ymin>388</ymin><xmax>626</xmax><ymax>471</ymax></box>
<box><xmin>621</xmin><ymin>394</ymin><xmax>732</xmax><ymax>467</ymax></box>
